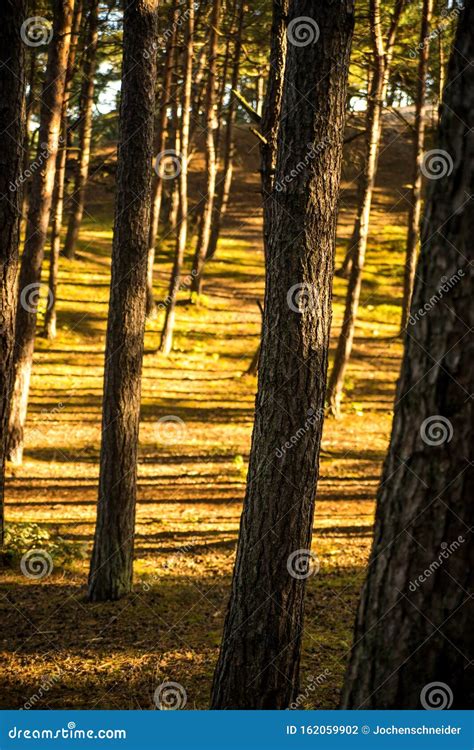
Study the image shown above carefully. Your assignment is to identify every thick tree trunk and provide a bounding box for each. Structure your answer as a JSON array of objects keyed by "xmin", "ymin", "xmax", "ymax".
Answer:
[
  {"xmin": 7, "ymin": 0, "xmax": 74, "ymax": 466},
  {"xmin": 88, "ymin": 0, "xmax": 159, "ymax": 602},
  {"xmin": 400, "ymin": 0, "xmax": 433, "ymax": 332},
  {"xmin": 44, "ymin": 0, "xmax": 84, "ymax": 339},
  {"xmin": 0, "ymin": 0, "xmax": 26, "ymax": 545},
  {"xmin": 211, "ymin": 0, "xmax": 354, "ymax": 709},
  {"xmin": 159, "ymin": 0, "xmax": 194, "ymax": 355},
  {"xmin": 206, "ymin": 0, "xmax": 245, "ymax": 262},
  {"xmin": 327, "ymin": 0, "xmax": 405, "ymax": 416},
  {"xmin": 146, "ymin": 0, "xmax": 178, "ymax": 317},
  {"xmin": 342, "ymin": 2, "xmax": 473, "ymax": 707},
  {"xmin": 190, "ymin": 0, "xmax": 221, "ymax": 294},
  {"xmin": 63, "ymin": 0, "xmax": 99, "ymax": 260}
]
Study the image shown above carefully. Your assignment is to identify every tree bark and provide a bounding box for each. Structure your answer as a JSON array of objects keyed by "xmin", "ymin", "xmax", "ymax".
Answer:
[
  {"xmin": 146, "ymin": 0, "xmax": 178, "ymax": 318},
  {"xmin": 206, "ymin": 0, "xmax": 245, "ymax": 262},
  {"xmin": 7, "ymin": 0, "xmax": 74, "ymax": 466},
  {"xmin": 211, "ymin": 0, "xmax": 355, "ymax": 709},
  {"xmin": 190, "ymin": 0, "xmax": 221, "ymax": 294},
  {"xmin": 43, "ymin": 0, "xmax": 84, "ymax": 339},
  {"xmin": 63, "ymin": 0, "xmax": 99, "ymax": 260},
  {"xmin": 342, "ymin": 1, "xmax": 473, "ymax": 707},
  {"xmin": 159, "ymin": 0, "xmax": 194, "ymax": 355},
  {"xmin": 400, "ymin": 0, "xmax": 433, "ymax": 333},
  {"xmin": 88, "ymin": 0, "xmax": 159, "ymax": 602},
  {"xmin": 327, "ymin": 0, "xmax": 405, "ymax": 416},
  {"xmin": 0, "ymin": 0, "xmax": 27, "ymax": 545}
]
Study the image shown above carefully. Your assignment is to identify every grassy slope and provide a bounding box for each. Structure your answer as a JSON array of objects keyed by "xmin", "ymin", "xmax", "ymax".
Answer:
[{"xmin": 0, "ymin": 119, "xmax": 411, "ymax": 709}]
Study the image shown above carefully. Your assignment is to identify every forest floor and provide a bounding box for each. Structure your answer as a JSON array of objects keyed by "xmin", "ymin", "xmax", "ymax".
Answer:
[{"xmin": 1, "ymin": 115, "xmax": 418, "ymax": 709}]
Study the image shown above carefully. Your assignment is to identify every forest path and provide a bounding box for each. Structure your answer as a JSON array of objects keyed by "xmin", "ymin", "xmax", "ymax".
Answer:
[{"xmin": 2, "ymin": 118, "xmax": 411, "ymax": 709}]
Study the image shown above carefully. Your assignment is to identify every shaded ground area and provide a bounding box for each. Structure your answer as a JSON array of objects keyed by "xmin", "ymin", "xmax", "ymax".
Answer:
[{"xmin": 1, "ymin": 116, "xmax": 413, "ymax": 709}]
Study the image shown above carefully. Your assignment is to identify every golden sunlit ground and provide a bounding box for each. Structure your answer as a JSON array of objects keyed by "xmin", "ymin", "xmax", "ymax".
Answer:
[{"xmin": 1, "ymin": 121, "xmax": 411, "ymax": 709}]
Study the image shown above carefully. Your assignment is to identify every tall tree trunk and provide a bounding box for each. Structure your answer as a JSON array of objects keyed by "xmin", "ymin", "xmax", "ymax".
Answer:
[
  {"xmin": 400, "ymin": 0, "xmax": 433, "ymax": 333},
  {"xmin": 327, "ymin": 0, "xmax": 405, "ymax": 416},
  {"xmin": 43, "ymin": 0, "xmax": 84, "ymax": 339},
  {"xmin": 7, "ymin": 0, "xmax": 74, "ymax": 466},
  {"xmin": 88, "ymin": 0, "xmax": 159, "ymax": 602},
  {"xmin": 0, "ymin": 0, "xmax": 27, "ymax": 545},
  {"xmin": 190, "ymin": 0, "xmax": 221, "ymax": 294},
  {"xmin": 206, "ymin": 0, "xmax": 245, "ymax": 262},
  {"xmin": 211, "ymin": 0, "xmax": 354, "ymax": 709},
  {"xmin": 63, "ymin": 0, "xmax": 99, "ymax": 260},
  {"xmin": 146, "ymin": 0, "xmax": 178, "ymax": 318},
  {"xmin": 159, "ymin": 0, "xmax": 194, "ymax": 355},
  {"xmin": 21, "ymin": 47, "xmax": 38, "ymax": 220},
  {"xmin": 342, "ymin": 1, "xmax": 473, "ymax": 707}
]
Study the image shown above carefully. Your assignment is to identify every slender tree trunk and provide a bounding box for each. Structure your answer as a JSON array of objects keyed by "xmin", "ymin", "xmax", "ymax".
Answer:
[
  {"xmin": 7, "ymin": 0, "xmax": 74, "ymax": 466},
  {"xmin": 146, "ymin": 0, "xmax": 178, "ymax": 317},
  {"xmin": 206, "ymin": 0, "xmax": 245, "ymax": 261},
  {"xmin": 342, "ymin": 2, "xmax": 473, "ymax": 706},
  {"xmin": 190, "ymin": 0, "xmax": 221, "ymax": 294},
  {"xmin": 63, "ymin": 0, "xmax": 99, "ymax": 260},
  {"xmin": 327, "ymin": 0, "xmax": 406, "ymax": 416},
  {"xmin": 211, "ymin": 0, "xmax": 354, "ymax": 709},
  {"xmin": 44, "ymin": 0, "xmax": 84, "ymax": 339},
  {"xmin": 400, "ymin": 0, "xmax": 433, "ymax": 333},
  {"xmin": 21, "ymin": 47, "xmax": 38, "ymax": 220},
  {"xmin": 88, "ymin": 0, "xmax": 159, "ymax": 602},
  {"xmin": 159, "ymin": 0, "xmax": 194, "ymax": 355},
  {"xmin": 0, "ymin": 0, "xmax": 26, "ymax": 545}
]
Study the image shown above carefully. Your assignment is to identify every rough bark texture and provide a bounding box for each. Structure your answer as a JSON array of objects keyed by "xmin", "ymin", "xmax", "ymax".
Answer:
[
  {"xmin": 342, "ymin": 1, "xmax": 473, "ymax": 708},
  {"xmin": 400, "ymin": 0, "xmax": 433, "ymax": 332},
  {"xmin": 7, "ymin": 0, "xmax": 74, "ymax": 465},
  {"xmin": 44, "ymin": 0, "xmax": 84, "ymax": 339},
  {"xmin": 190, "ymin": 0, "xmax": 221, "ymax": 293},
  {"xmin": 88, "ymin": 0, "xmax": 159, "ymax": 602},
  {"xmin": 211, "ymin": 0, "xmax": 354, "ymax": 709},
  {"xmin": 327, "ymin": 0, "xmax": 405, "ymax": 416},
  {"xmin": 0, "ymin": 0, "xmax": 26, "ymax": 544},
  {"xmin": 63, "ymin": 0, "xmax": 99, "ymax": 260},
  {"xmin": 159, "ymin": 0, "xmax": 194, "ymax": 355}
]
